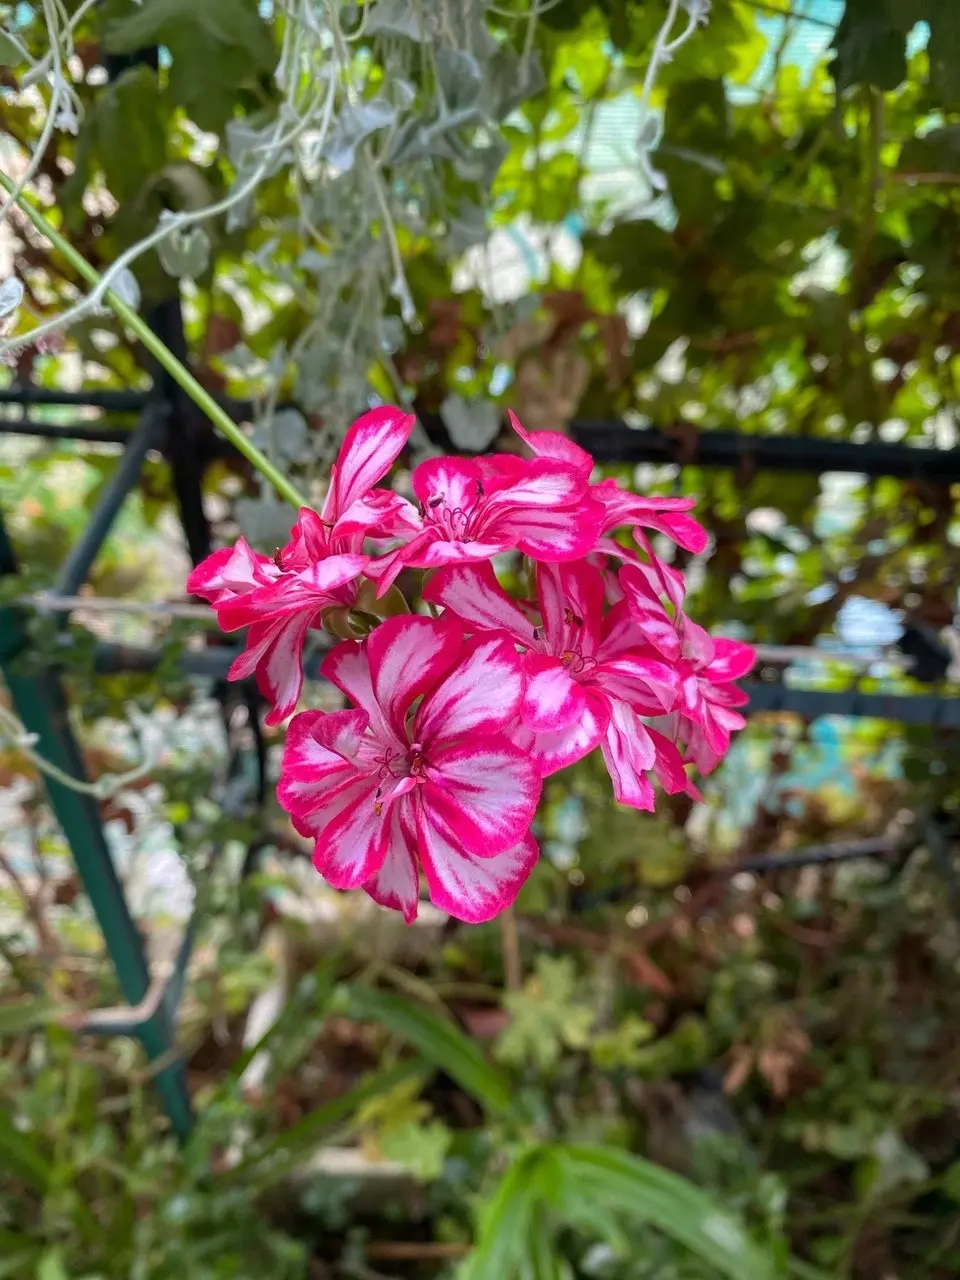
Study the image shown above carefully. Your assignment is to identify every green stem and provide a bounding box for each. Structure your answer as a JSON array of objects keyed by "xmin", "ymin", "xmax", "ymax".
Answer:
[{"xmin": 0, "ymin": 174, "xmax": 308, "ymax": 510}]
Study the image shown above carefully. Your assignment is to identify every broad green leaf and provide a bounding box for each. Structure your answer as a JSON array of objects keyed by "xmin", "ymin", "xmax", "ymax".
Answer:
[
  {"xmin": 552, "ymin": 1144, "xmax": 777, "ymax": 1280},
  {"xmin": 342, "ymin": 986, "xmax": 513, "ymax": 1116}
]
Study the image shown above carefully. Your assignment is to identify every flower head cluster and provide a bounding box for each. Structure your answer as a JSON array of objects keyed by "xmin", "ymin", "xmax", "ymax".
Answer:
[{"xmin": 188, "ymin": 405, "xmax": 755, "ymax": 923}]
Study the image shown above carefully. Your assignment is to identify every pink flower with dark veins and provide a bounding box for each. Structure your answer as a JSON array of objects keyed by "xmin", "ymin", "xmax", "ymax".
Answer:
[
  {"xmin": 424, "ymin": 559, "xmax": 694, "ymax": 809},
  {"xmin": 278, "ymin": 615, "xmax": 542, "ymax": 923},
  {"xmin": 367, "ymin": 453, "xmax": 606, "ymax": 596}
]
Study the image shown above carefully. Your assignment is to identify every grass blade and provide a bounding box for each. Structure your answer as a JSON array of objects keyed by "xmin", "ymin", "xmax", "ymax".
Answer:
[
  {"xmin": 554, "ymin": 1144, "xmax": 778, "ymax": 1280},
  {"xmin": 342, "ymin": 985, "xmax": 513, "ymax": 1117}
]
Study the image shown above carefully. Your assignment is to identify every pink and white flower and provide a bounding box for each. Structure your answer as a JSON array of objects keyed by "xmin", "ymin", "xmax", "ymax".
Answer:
[
  {"xmin": 424, "ymin": 559, "xmax": 694, "ymax": 809},
  {"xmin": 508, "ymin": 410, "xmax": 709, "ymax": 555},
  {"xmin": 367, "ymin": 452, "xmax": 606, "ymax": 595},
  {"xmin": 663, "ymin": 619, "xmax": 756, "ymax": 775},
  {"xmin": 278, "ymin": 615, "xmax": 542, "ymax": 923},
  {"xmin": 186, "ymin": 405, "xmax": 416, "ymax": 724}
]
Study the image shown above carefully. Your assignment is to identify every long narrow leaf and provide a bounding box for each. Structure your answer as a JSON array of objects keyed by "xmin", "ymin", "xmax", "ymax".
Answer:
[
  {"xmin": 553, "ymin": 1145, "xmax": 778, "ymax": 1280},
  {"xmin": 343, "ymin": 986, "xmax": 513, "ymax": 1116},
  {"xmin": 461, "ymin": 1149, "xmax": 549, "ymax": 1280},
  {"xmin": 221, "ymin": 1060, "xmax": 425, "ymax": 1186}
]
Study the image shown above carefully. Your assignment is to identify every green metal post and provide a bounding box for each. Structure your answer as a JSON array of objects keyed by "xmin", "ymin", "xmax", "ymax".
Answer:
[{"xmin": 0, "ymin": 520, "xmax": 193, "ymax": 1139}]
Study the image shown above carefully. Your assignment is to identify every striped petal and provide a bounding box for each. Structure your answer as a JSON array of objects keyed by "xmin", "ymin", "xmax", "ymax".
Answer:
[
  {"xmin": 422, "ymin": 738, "xmax": 541, "ymax": 857},
  {"xmin": 422, "ymin": 562, "xmax": 535, "ymax": 647},
  {"xmin": 367, "ymin": 615, "xmax": 463, "ymax": 740},
  {"xmin": 313, "ymin": 777, "xmax": 391, "ymax": 889},
  {"xmin": 323, "ymin": 405, "xmax": 416, "ymax": 521},
  {"xmin": 521, "ymin": 653, "xmax": 587, "ymax": 733},
  {"xmin": 415, "ymin": 631, "xmax": 525, "ymax": 744},
  {"xmin": 417, "ymin": 813, "xmax": 539, "ymax": 924},
  {"xmin": 600, "ymin": 700, "xmax": 657, "ymax": 811},
  {"xmin": 362, "ymin": 804, "xmax": 421, "ymax": 923}
]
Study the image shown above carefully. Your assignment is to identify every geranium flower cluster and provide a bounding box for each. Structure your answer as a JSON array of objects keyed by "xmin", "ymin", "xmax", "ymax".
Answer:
[{"xmin": 188, "ymin": 406, "xmax": 755, "ymax": 924}]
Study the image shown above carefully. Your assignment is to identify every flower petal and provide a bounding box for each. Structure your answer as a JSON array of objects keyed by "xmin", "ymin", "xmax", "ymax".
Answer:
[
  {"xmin": 367, "ymin": 614, "xmax": 464, "ymax": 740},
  {"xmin": 508, "ymin": 409, "xmax": 593, "ymax": 480},
  {"xmin": 705, "ymin": 637, "xmax": 756, "ymax": 683},
  {"xmin": 313, "ymin": 778, "xmax": 391, "ymax": 889},
  {"xmin": 281, "ymin": 708, "xmax": 369, "ymax": 782},
  {"xmin": 480, "ymin": 458, "xmax": 585, "ymax": 513},
  {"xmin": 363, "ymin": 804, "xmax": 421, "ymax": 923},
  {"xmin": 216, "ymin": 555, "xmax": 368, "ymax": 630},
  {"xmin": 412, "ymin": 456, "xmax": 483, "ymax": 511},
  {"xmin": 226, "ymin": 613, "xmax": 314, "ymax": 724},
  {"xmin": 187, "ymin": 539, "xmax": 278, "ymax": 604},
  {"xmin": 415, "ymin": 631, "xmax": 525, "ymax": 744},
  {"xmin": 600, "ymin": 701, "xmax": 657, "ymax": 811},
  {"xmin": 536, "ymin": 560, "xmax": 605, "ymax": 655},
  {"xmin": 417, "ymin": 812, "xmax": 539, "ymax": 924},
  {"xmin": 422, "ymin": 562, "xmax": 535, "ymax": 647},
  {"xmin": 422, "ymin": 738, "xmax": 541, "ymax": 857},
  {"xmin": 521, "ymin": 652, "xmax": 588, "ymax": 733},
  {"xmin": 323, "ymin": 405, "xmax": 416, "ymax": 521},
  {"xmin": 506, "ymin": 497, "xmax": 606, "ymax": 562},
  {"xmin": 529, "ymin": 690, "xmax": 609, "ymax": 776},
  {"xmin": 322, "ymin": 638, "xmax": 398, "ymax": 747},
  {"xmin": 594, "ymin": 653, "xmax": 679, "ymax": 715}
]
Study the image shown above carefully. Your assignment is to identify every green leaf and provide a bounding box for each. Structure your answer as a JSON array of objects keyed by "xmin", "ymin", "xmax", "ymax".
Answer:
[
  {"xmin": 0, "ymin": 996, "xmax": 61, "ymax": 1036},
  {"xmin": 552, "ymin": 1145, "xmax": 778, "ymax": 1280},
  {"xmin": 342, "ymin": 986, "xmax": 513, "ymax": 1116},
  {"xmin": 462, "ymin": 1149, "xmax": 551, "ymax": 1280},
  {"xmin": 37, "ymin": 1250, "xmax": 69, "ymax": 1280},
  {"xmin": 221, "ymin": 1061, "xmax": 425, "ymax": 1185},
  {"xmin": 105, "ymin": 0, "xmax": 275, "ymax": 134},
  {"xmin": 0, "ymin": 1112, "xmax": 50, "ymax": 1192},
  {"xmin": 829, "ymin": 0, "xmax": 908, "ymax": 92}
]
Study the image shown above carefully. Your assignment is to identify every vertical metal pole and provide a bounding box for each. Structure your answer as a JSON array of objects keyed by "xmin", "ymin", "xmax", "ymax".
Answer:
[{"xmin": 0, "ymin": 518, "xmax": 193, "ymax": 1139}]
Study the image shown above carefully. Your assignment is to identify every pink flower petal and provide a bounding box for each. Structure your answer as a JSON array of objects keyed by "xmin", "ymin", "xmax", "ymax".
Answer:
[
  {"xmin": 416, "ymin": 813, "xmax": 539, "ymax": 923},
  {"xmin": 481, "ymin": 458, "xmax": 585, "ymax": 513},
  {"xmin": 363, "ymin": 805, "xmax": 421, "ymax": 923},
  {"xmin": 422, "ymin": 562, "xmax": 535, "ymax": 647},
  {"xmin": 600, "ymin": 701, "xmax": 657, "ymax": 811},
  {"xmin": 322, "ymin": 638, "xmax": 402, "ymax": 748},
  {"xmin": 367, "ymin": 614, "xmax": 464, "ymax": 740},
  {"xmin": 226, "ymin": 612, "xmax": 314, "ymax": 725},
  {"xmin": 415, "ymin": 632, "xmax": 525, "ymax": 744},
  {"xmin": 216, "ymin": 555, "xmax": 368, "ymax": 630},
  {"xmin": 187, "ymin": 540, "xmax": 278, "ymax": 604},
  {"xmin": 279, "ymin": 773, "xmax": 373, "ymax": 839},
  {"xmin": 503, "ymin": 497, "xmax": 606, "ymax": 562},
  {"xmin": 594, "ymin": 653, "xmax": 679, "ymax": 715},
  {"xmin": 313, "ymin": 778, "xmax": 391, "ymax": 889},
  {"xmin": 281, "ymin": 708, "xmax": 368, "ymax": 782},
  {"xmin": 536, "ymin": 560, "xmax": 605, "ymax": 654},
  {"xmin": 422, "ymin": 738, "xmax": 541, "ymax": 857},
  {"xmin": 323, "ymin": 405, "xmax": 416, "ymax": 521},
  {"xmin": 412, "ymin": 456, "xmax": 483, "ymax": 511},
  {"xmin": 705, "ymin": 637, "xmax": 757, "ymax": 683},
  {"xmin": 412, "ymin": 537, "xmax": 510, "ymax": 568},
  {"xmin": 508, "ymin": 410, "xmax": 593, "ymax": 480},
  {"xmin": 521, "ymin": 652, "xmax": 588, "ymax": 733},
  {"xmin": 529, "ymin": 689, "xmax": 609, "ymax": 776}
]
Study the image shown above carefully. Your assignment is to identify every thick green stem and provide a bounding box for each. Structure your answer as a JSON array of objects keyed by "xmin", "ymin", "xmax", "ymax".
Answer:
[{"xmin": 0, "ymin": 173, "xmax": 308, "ymax": 511}]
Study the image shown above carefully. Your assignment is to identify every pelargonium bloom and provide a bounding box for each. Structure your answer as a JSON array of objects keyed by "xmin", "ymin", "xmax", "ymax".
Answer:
[
  {"xmin": 278, "ymin": 615, "xmax": 542, "ymax": 923},
  {"xmin": 662, "ymin": 618, "xmax": 756, "ymax": 776},
  {"xmin": 368, "ymin": 453, "xmax": 606, "ymax": 595},
  {"xmin": 508, "ymin": 410, "xmax": 709, "ymax": 556},
  {"xmin": 424, "ymin": 559, "xmax": 695, "ymax": 810},
  {"xmin": 187, "ymin": 406, "xmax": 416, "ymax": 723}
]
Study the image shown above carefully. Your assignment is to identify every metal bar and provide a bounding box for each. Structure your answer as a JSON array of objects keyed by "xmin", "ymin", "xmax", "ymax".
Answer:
[
  {"xmin": 743, "ymin": 681, "xmax": 960, "ymax": 725},
  {"xmin": 0, "ymin": 387, "xmax": 148, "ymax": 411},
  {"xmin": 570, "ymin": 420, "xmax": 960, "ymax": 482},
  {"xmin": 0, "ymin": 518, "xmax": 192, "ymax": 1138},
  {"xmin": 0, "ymin": 421, "xmax": 134, "ymax": 444},
  {"xmin": 53, "ymin": 404, "xmax": 166, "ymax": 598}
]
